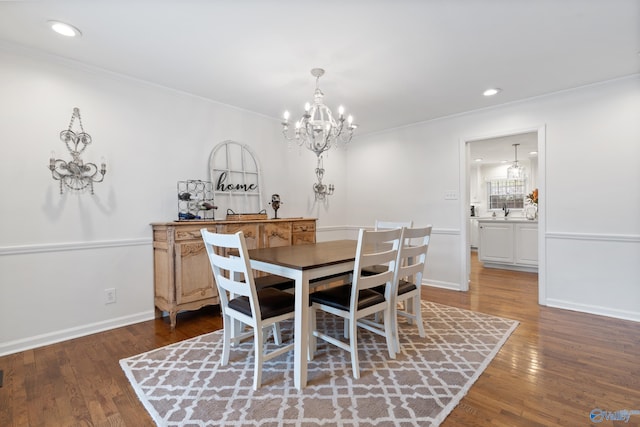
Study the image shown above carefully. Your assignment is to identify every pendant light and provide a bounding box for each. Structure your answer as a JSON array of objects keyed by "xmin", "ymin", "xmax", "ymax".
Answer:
[{"xmin": 507, "ymin": 143, "xmax": 525, "ymax": 179}]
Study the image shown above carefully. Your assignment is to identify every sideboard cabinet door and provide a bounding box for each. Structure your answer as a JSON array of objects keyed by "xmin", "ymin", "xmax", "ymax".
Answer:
[
  {"xmin": 175, "ymin": 241, "xmax": 216, "ymax": 305},
  {"xmin": 264, "ymin": 222, "xmax": 293, "ymax": 248}
]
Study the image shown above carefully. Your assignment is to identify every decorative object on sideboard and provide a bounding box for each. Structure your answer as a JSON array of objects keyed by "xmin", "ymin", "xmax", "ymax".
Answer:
[
  {"xmin": 507, "ymin": 143, "xmax": 525, "ymax": 179},
  {"xmin": 269, "ymin": 194, "xmax": 282, "ymax": 219},
  {"xmin": 177, "ymin": 180, "xmax": 217, "ymax": 220},
  {"xmin": 49, "ymin": 107, "xmax": 106, "ymax": 194},
  {"xmin": 225, "ymin": 209, "xmax": 268, "ymax": 221},
  {"xmin": 281, "ymin": 68, "xmax": 357, "ymax": 200}
]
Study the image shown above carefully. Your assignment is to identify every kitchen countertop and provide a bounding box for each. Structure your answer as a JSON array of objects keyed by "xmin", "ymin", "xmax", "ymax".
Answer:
[{"xmin": 476, "ymin": 217, "xmax": 537, "ymax": 223}]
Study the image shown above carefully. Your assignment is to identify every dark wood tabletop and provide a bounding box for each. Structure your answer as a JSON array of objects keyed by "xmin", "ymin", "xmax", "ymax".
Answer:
[{"xmin": 247, "ymin": 239, "xmax": 358, "ymax": 270}]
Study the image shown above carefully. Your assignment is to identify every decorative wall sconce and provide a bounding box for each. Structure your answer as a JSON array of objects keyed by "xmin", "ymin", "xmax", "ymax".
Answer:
[
  {"xmin": 313, "ymin": 156, "xmax": 334, "ymax": 201},
  {"xmin": 49, "ymin": 107, "xmax": 106, "ymax": 194}
]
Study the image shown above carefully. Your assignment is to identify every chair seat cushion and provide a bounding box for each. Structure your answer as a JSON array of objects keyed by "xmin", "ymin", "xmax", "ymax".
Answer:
[
  {"xmin": 254, "ymin": 274, "xmax": 295, "ymax": 291},
  {"xmin": 397, "ymin": 279, "xmax": 417, "ymax": 295},
  {"xmin": 310, "ymin": 284, "xmax": 385, "ymax": 311},
  {"xmin": 371, "ymin": 279, "xmax": 417, "ymax": 296},
  {"xmin": 228, "ymin": 288, "xmax": 295, "ymax": 320},
  {"xmin": 361, "ymin": 264, "xmax": 388, "ymax": 276}
]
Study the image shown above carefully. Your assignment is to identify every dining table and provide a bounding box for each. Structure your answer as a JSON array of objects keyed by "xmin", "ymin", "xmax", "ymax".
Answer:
[{"xmin": 246, "ymin": 239, "xmax": 359, "ymax": 390}]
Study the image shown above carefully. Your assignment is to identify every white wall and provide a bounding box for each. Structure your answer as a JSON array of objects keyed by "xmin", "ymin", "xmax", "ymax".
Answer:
[
  {"xmin": 0, "ymin": 44, "xmax": 349, "ymax": 355},
  {"xmin": 346, "ymin": 75, "xmax": 640, "ymax": 320},
  {"xmin": 1, "ymin": 41, "xmax": 638, "ymax": 356}
]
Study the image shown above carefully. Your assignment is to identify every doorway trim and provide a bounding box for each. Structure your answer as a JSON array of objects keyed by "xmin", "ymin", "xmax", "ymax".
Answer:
[{"xmin": 458, "ymin": 125, "xmax": 546, "ymax": 305}]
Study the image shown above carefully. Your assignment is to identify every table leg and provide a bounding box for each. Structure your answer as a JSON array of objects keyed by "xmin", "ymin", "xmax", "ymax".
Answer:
[{"xmin": 293, "ymin": 271, "xmax": 309, "ymax": 389}]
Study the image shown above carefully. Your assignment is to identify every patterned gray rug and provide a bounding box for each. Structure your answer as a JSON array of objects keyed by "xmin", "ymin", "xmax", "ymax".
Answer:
[{"xmin": 120, "ymin": 301, "xmax": 518, "ymax": 427}]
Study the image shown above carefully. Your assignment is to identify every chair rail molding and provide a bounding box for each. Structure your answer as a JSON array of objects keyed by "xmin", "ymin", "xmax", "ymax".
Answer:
[
  {"xmin": 0, "ymin": 238, "xmax": 151, "ymax": 256},
  {"xmin": 546, "ymin": 231, "xmax": 640, "ymax": 243}
]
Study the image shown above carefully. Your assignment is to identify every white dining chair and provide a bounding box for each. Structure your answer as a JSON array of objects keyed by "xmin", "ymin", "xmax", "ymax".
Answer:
[
  {"xmin": 389, "ymin": 225, "xmax": 431, "ymax": 353},
  {"xmin": 308, "ymin": 228, "xmax": 403, "ymax": 379},
  {"xmin": 361, "ymin": 220, "xmax": 413, "ymax": 276},
  {"xmin": 201, "ymin": 229, "xmax": 295, "ymax": 390}
]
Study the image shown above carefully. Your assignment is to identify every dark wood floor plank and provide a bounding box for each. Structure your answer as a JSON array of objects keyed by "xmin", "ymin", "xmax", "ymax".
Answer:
[{"xmin": 1, "ymin": 255, "xmax": 639, "ymax": 426}]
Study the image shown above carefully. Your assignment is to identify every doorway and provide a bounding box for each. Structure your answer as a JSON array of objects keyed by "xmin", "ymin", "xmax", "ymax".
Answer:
[{"xmin": 459, "ymin": 126, "xmax": 546, "ymax": 305}]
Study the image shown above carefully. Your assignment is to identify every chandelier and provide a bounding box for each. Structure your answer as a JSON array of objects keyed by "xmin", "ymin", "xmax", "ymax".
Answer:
[
  {"xmin": 281, "ymin": 68, "xmax": 357, "ymax": 199},
  {"xmin": 49, "ymin": 107, "xmax": 106, "ymax": 194},
  {"xmin": 507, "ymin": 143, "xmax": 525, "ymax": 179},
  {"xmin": 281, "ymin": 68, "xmax": 357, "ymax": 156}
]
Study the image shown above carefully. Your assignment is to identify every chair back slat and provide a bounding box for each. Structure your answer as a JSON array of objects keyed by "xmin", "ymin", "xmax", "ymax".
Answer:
[
  {"xmin": 360, "ymin": 249, "xmax": 397, "ymax": 269},
  {"xmin": 357, "ymin": 270, "xmax": 394, "ymax": 291}
]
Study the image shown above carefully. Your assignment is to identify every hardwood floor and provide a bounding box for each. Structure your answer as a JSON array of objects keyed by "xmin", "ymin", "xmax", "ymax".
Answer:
[{"xmin": 1, "ymin": 253, "xmax": 639, "ymax": 426}]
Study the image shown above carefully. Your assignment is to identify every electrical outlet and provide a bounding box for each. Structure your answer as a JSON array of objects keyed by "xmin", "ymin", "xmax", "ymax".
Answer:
[
  {"xmin": 105, "ymin": 288, "xmax": 116, "ymax": 304},
  {"xmin": 444, "ymin": 191, "xmax": 458, "ymax": 200}
]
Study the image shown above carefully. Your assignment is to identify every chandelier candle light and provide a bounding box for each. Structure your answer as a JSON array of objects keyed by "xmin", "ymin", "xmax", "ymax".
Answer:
[
  {"xmin": 49, "ymin": 107, "xmax": 106, "ymax": 194},
  {"xmin": 282, "ymin": 68, "xmax": 357, "ymax": 200}
]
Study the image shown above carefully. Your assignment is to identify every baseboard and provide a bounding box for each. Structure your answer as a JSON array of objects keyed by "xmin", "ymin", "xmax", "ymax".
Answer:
[
  {"xmin": 481, "ymin": 262, "xmax": 538, "ymax": 273},
  {"xmin": 546, "ymin": 298, "xmax": 640, "ymax": 323},
  {"xmin": 423, "ymin": 279, "xmax": 462, "ymax": 291},
  {"xmin": 0, "ymin": 310, "xmax": 156, "ymax": 357}
]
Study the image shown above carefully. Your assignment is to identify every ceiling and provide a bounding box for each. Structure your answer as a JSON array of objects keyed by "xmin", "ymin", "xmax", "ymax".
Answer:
[
  {"xmin": 469, "ymin": 132, "xmax": 538, "ymax": 165},
  {"xmin": 0, "ymin": 1, "xmax": 638, "ymax": 136}
]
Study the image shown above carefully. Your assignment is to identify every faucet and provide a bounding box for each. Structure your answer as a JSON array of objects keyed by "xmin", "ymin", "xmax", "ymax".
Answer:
[{"xmin": 502, "ymin": 204, "xmax": 510, "ymax": 217}]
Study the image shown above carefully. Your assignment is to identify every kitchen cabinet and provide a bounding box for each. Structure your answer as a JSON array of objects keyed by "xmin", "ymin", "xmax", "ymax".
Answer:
[
  {"xmin": 469, "ymin": 218, "xmax": 479, "ymax": 249},
  {"xmin": 478, "ymin": 218, "xmax": 537, "ymax": 271},
  {"xmin": 515, "ymin": 223, "xmax": 538, "ymax": 266},
  {"xmin": 151, "ymin": 218, "xmax": 316, "ymax": 328}
]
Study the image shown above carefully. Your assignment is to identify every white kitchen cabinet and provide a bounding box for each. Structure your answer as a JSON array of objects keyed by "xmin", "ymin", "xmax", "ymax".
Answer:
[
  {"xmin": 478, "ymin": 221, "xmax": 514, "ymax": 263},
  {"xmin": 478, "ymin": 219, "xmax": 538, "ymax": 271},
  {"xmin": 515, "ymin": 223, "xmax": 538, "ymax": 266},
  {"xmin": 470, "ymin": 218, "xmax": 480, "ymax": 249}
]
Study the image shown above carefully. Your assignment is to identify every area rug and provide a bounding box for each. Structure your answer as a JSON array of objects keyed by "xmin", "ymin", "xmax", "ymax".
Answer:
[{"xmin": 120, "ymin": 301, "xmax": 518, "ymax": 427}]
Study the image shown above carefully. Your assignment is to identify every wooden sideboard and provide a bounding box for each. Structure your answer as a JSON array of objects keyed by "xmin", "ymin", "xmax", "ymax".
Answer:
[{"xmin": 151, "ymin": 218, "xmax": 316, "ymax": 328}]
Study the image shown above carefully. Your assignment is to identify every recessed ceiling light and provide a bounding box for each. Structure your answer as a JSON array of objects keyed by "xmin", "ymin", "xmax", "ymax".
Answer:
[
  {"xmin": 483, "ymin": 88, "xmax": 501, "ymax": 97},
  {"xmin": 500, "ymin": 160, "xmax": 508, "ymax": 164},
  {"xmin": 529, "ymin": 151, "xmax": 538, "ymax": 156},
  {"xmin": 48, "ymin": 20, "xmax": 82, "ymax": 37},
  {"xmin": 474, "ymin": 158, "xmax": 483, "ymax": 162}
]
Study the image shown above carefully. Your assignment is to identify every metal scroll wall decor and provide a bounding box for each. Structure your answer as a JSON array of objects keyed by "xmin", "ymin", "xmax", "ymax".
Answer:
[{"xmin": 49, "ymin": 107, "xmax": 106, "ymax": 194}]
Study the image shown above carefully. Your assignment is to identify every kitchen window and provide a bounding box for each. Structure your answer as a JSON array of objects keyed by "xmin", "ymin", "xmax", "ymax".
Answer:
[{"xmin": 487, "ymin": 178, "xmax": 525, "ymax": 210}]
